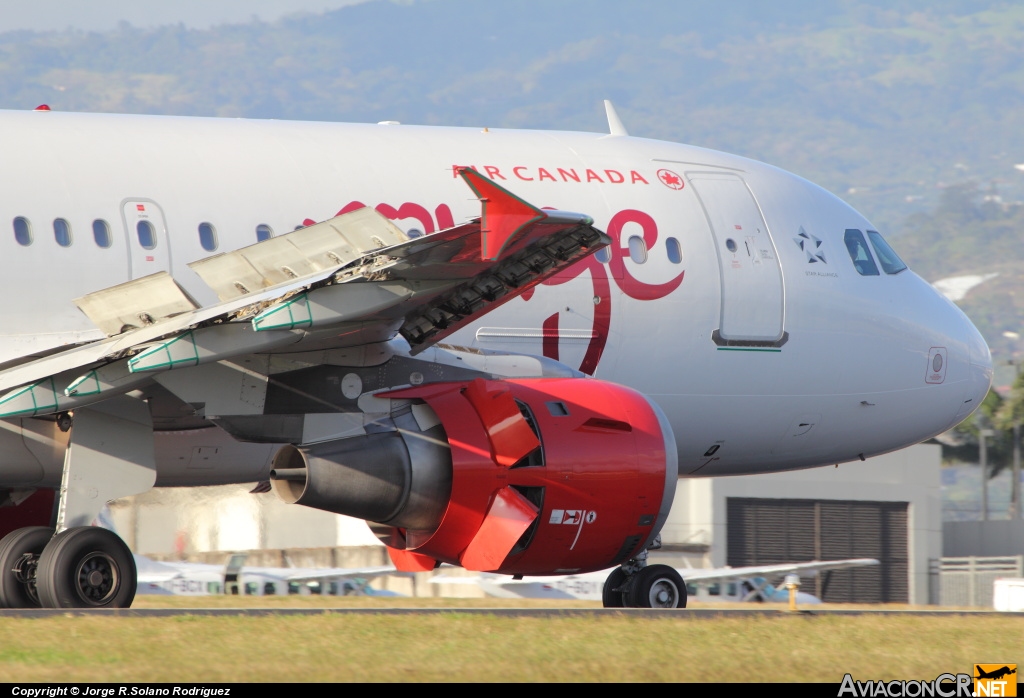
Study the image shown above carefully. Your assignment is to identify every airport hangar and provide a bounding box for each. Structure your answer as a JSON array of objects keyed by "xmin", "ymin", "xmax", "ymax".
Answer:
[{"xmin": 110, "ymin": 443, "xmax": 942, "ymax": 604}]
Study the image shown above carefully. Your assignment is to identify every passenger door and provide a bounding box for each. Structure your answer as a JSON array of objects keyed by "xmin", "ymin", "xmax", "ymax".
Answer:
[{"xmin": 686, "ymin": 172, "xmax": 785, "ymax": 345}]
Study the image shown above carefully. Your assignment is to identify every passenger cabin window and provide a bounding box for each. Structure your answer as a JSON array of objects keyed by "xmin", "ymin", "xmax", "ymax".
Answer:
[
  {"xmin": 844, "ymin": 229, "xmax": 879, "ymax": 276},
  {"xmin": 53, "ymin": 218, "xmax": 72, "ymax": 247},
  {"xmin": 13, "ymin": 217, "xmax": 32, "ymax": 246},
  {"xmin": 92, "ymin": 219, "xmax": 112, "ymax": 248},
  {"xmin": 666, "ymin": 237, "xmax": 682, "ymax": 264},
  {"xmin": 595, "ymin": 247, "xmax": 611, "ymax": 264},
  {"xmin": 256, "ymin": 224, "xmax": 273, "ymax": 242},
  {"xmin": 866, "ymin": 230, "xmax": 908, "ymax": 275},
  {"xmin": 628, "ymin": 235, "xmax": 648, "ymax": 264},
  {"xmin": 136, "ymin": 220, "xmax": 156, "ymax": 250},
  {"xmin": 198, "ymin": 222, "xmax": 217, "ymax": 251}
]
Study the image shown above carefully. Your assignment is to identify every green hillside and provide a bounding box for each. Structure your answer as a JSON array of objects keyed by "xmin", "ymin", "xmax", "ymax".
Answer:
[
  {"xmin": 0, "ymin": 0, "xmax": 1021, "ymax": 367},
  {"xmin": 0, "ymin": 0, "xmax": 1022, "ymax": 230}
]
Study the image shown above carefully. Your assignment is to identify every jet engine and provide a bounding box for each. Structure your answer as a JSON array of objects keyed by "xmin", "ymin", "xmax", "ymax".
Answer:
[{"xmin": 270, "ymin": 377, "xmax": 677, "ymax": 575}]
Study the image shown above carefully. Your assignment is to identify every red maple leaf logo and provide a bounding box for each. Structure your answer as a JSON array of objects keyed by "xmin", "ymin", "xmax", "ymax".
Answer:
[{"xmin": 657, "ymin": 169, "xmax": 685, "ymax": 190}]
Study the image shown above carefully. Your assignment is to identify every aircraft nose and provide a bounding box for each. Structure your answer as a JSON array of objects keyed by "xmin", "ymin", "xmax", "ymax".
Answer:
[
  {"xmin": 967, "ymin": 322, "xmax": 993, "ymax": 412},
  {"xmin": 948, "ymin": 304, "xmax": 993, "ymax": 428}
]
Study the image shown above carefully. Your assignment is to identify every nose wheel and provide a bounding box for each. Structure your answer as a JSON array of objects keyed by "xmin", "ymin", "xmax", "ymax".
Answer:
[{"xmin": 602, "ymin": 563, "xmax": 686, "ymax": 608}]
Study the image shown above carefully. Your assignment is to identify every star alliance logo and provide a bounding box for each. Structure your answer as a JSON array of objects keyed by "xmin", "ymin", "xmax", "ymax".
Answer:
[{"xmin": 794, "ymin": 226, "xmax": 826, "ymax": 264}]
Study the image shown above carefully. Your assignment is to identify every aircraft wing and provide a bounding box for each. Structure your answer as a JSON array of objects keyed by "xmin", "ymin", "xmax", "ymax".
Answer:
[
  {"xmin": 132, "ymin": 554, "xmax": 189, "ymax": 585},
  {"xmin": 0, "ymin": 168, "xmax": 609, "ymax": 418},
  {"xmin": 243, "ymin": 564, "xmax": 400, "ymax": 583},
  {"xmin": 680, "ymin": 558, "xmax": 880, "ymax": 583},
  {"xmin": 429, "ymin": 559, "xmax": 880, "ymax": 601}
]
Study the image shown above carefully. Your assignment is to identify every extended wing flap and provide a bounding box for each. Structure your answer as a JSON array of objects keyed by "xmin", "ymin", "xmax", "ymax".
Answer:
[
  {"xmin": 189, "ymin": 207, "xmax": 408, "ymax": 302},
  {"xmin": 0, "ymin": 173, "xmax": 607, "ymax": 414},
  {"xmin": 74, "ymin": 272, "xmax": 200, "ymax": 337}
]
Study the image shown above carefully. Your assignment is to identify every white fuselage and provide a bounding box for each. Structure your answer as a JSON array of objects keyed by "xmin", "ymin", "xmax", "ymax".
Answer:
[{"xmin": 0, "ymin": 110, "xmax": 991, "ymax": 484}]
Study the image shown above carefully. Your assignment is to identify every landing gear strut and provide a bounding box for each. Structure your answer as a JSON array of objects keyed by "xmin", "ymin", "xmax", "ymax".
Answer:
[{"xmin": 601, "ymin": 543, "xmax": 687, "ymax": 609}]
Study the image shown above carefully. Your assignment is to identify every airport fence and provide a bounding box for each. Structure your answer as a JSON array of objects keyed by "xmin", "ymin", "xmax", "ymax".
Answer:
[{"xmin": 929, "ymin": 555, "xmax": 1024, "ymax": 607}]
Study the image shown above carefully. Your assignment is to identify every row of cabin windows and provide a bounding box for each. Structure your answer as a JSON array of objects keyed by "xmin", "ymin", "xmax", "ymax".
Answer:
[
  {"xmin": 12, "ymin": 217, "xmax": 682, "ymax": 267},
  {"xmin": 11, "ymin": 217, "xmax": 280, "ymax": 251},
  {"xmin": 12, "ymin": 219, "xmax": 905, "ymax": 278},
  {"xmin": 594, "ymin": 235, "xmax": 684, "ymax": 265}
]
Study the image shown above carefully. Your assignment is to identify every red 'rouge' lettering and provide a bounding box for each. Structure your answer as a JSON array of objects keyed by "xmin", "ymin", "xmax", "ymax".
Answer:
[
  {"xmin": 585, "ymin": 169, "xmax": 604, "ymax": 183},
  {"xmin": 337, "ymin": 202, "xmax": 366, "ymax": 216},
  {"xmin": 630, "ymin": 170, "xmax": 649, "ymax": 184},
  {"xmin": 331, "ymin": 201, "xmax": 453, "ymax": 233},
  {"xmin": 513, "ymin": 167, "xmax": 534, "ymax": 181},
  {"xmin": 484, "ymin": 166, "xmax": 505, "ymax": 180},
  {"xmin": 376, "ymin": 202, "xmax": 436, "ymax": 234},
  {"xmin": 606, "ymin": 209, "xmax": 684, "ymax": 300},
  {"xmin": 435, "ymin": 204, "xmax": 455, "ymax": 230},
  {"xmin": 558, "ymin": 168, "xmax": 581, "ymax": 183},
  {"xmin": 604, "ymin": 170, "xmax": 625, "ymax": 184},
  {"xmin": 535, "ymin": 254, "xmax": 612, "ymax": 376},
  {"xmin": 538, "ymin": 167, "xmax": 556, "ymax": 182},
  {"xmin": 314, "ymin": 197, "xmax": 683, "ymax": 377},
  {"xmin": 542, "ymin": 312, "xmax": 560, "ymax": 362}
]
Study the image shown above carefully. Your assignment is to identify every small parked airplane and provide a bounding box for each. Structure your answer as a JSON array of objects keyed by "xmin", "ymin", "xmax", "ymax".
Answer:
[
  {"xmin": 431, "ymin": 558, "xmax": 879, "ymax": 606},
  {"xmin": 134, "ymin": 552, "xmax": 401, "ymax": 597}
]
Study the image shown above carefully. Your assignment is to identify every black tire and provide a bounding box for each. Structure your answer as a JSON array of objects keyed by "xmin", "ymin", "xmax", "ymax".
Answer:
[
  {"xmin": 627, "ymin": 564, "xmax": 686, "ymax": 608},
  {"xmin": 602, "ymin": 567, "xmax": 628, "ymax": 608},
  {"xmin": 37, "ymin": 527, "xmax": 136, "ymax": 608},
  {"xmin": 0, "ymin": 527, "xmax": 54, "ymax": 608}
]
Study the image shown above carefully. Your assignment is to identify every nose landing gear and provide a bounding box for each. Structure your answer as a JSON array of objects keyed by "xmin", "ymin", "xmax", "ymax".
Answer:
[{"xmin": 601, "ymin": 563, "xmax": 687, "ymax": 609}]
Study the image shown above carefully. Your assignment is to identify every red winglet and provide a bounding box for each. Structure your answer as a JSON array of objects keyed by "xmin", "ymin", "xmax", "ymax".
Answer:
[
  {"xmin": 460, "ymin": 486, "xmax": 539, "ymax": 571},
  {"xmin": 458, "ymin": 167, "xmax": 547, "ymax": 261}
]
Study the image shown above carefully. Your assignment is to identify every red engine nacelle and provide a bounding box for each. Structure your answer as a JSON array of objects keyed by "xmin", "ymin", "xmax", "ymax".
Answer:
[
  {"xmin": 272, "ymin": 377, "xmax": 678, "ymax": 575},
  {"xmin": 376, "ymin": 377, "xmax": 678, "ymax": 575}
]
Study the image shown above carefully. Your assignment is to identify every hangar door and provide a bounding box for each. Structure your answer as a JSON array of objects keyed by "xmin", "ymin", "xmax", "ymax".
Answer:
[{"xmin": 726, "ymin": 497, "xmax": 908, "ymax": 603}]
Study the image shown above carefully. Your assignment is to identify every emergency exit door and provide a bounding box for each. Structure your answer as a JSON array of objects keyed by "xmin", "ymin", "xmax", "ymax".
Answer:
[{"xmin": 121, "ymin": 199, "xmax": 171, "ymax": 279}]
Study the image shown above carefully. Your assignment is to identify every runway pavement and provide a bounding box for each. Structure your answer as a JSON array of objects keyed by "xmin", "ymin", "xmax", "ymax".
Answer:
[{"xmin": 0, "ymin": 607, "xmax": 1020, "ymax": 618}]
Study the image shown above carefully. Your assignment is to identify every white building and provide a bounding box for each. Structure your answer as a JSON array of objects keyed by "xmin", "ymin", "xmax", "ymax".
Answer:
[{"xmin": 111, "ymin": 443, "xmax": 942, "ymax": 604}]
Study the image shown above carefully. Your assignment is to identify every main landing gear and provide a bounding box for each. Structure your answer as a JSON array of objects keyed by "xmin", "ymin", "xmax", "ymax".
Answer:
[
  {"xmin": 601, "ymin": 560, "xmax": 687, "ymax": 609},
  {"xmin": 0, "ymin": 396, "xmax": 156, "ymax": 609},
  {"xmin": 0, "ymin": 526, "xmax": 137, "ymax": 608}
]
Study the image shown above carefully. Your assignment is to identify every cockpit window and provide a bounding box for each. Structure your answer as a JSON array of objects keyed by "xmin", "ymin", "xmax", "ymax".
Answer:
[
  {"xmin": 866, "ymin": 230, "xmax": 908, "ymax": 275},
  {"xmin": 844, "ymin": 229, "xmax": 879, "ymax": 276}
]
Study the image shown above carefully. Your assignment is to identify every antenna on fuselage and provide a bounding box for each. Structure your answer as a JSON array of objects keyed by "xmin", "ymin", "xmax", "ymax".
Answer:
[{"xmin": 603, "ymin": 99, "xmax": 629, "ymax": 137}]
